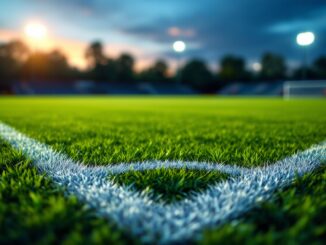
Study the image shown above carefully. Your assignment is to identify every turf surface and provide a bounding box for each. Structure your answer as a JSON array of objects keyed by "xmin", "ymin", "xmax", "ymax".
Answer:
[
  {"xmin": 110, "ymin": 168, "xmax": 229, "ymax": 203},
  {"xmin": 0, "ymin": 96, "xmax": 325, "ymax": 244},
  {"xmin": 202, "ymin": 165, "xmax": 326, "ymax": 245},
  {"xmin": 0, "ymin": 97, "xmax": 325, "ymax": 167},
  {"xmin": 0, "ymin": 139, "xmax": 137, "ymax": 245}
]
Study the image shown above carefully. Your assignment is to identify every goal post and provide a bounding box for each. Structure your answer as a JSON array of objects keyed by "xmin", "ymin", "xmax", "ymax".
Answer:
[{"xmin": 283, "ymin": 80, "xmax": 326, "ymax": 99}]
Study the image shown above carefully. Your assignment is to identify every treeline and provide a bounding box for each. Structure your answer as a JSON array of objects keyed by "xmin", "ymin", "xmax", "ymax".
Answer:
[{"xmin": 0, "ymin": 39, "xmax": 325, "ymax": 91}]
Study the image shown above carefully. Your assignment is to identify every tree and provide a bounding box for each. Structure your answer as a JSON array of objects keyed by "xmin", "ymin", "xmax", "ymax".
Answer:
[
  {"xmin": 85, "ymin": 41, "xmax": 107, "ymax": 68},
  {"xmin": 21, "ymin": 49, "xmax": 77, "ymax": 80},
  {"xmin": 219, "ymin": 55, "xmax": 248, "ymax": 81},
  {"xmin": 152, "ymin": 60, "xmax": 168, "ymax": 81},
  {"xmin": 84, "ymin": 42, "xmax": 136, "ymax": 82},
  {"xmin": 0, "ymin": 40, "xmax": 29, "ymax": 80},
  {"xmin": 85, "ymin": 41, "xmax": 110, "ymax": 81},
  {"xmin": 260, "ymin": 52, "xmax": 286, "ymax": 80},
  {"xmin": 116, "ymin": 53, "xmax": 134, "ymax": 82},
  {"xmin": 313, "ymin": 56, "xmax": 326, "ymax": 79},
  {"xmin": 47, "ymin": 50, "xmax": 74, "ymax": 79},
  {"xmin": 139, "ymin": 59, "xmax": 169, "ymax": 82},
  {"xmin": 181, "ymin": 59, "xmax": 213, "ymax": 89},
  {"xmin": 21, "ymin": 52, "xmax": 49, "ymax": 80}
]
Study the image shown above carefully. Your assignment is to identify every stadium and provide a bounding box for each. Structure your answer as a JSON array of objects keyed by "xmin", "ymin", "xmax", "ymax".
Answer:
[{"xmin": 0, "ymin": 1, "xmax": 325, "ymax": 245}]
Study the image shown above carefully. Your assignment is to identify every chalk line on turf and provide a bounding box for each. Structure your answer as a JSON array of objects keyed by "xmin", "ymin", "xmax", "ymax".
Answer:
[{"xmin": 0, "ymin": 121, "xmax": 325, "ymax": 244}]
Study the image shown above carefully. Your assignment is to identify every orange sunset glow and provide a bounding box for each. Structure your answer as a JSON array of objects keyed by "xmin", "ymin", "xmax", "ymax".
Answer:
[{"xmin": 0, "ymin": 25, "xmax": 153, "ymax": 71}]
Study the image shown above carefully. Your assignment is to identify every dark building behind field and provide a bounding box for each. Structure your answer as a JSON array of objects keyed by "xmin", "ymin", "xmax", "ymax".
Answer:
[
  {"xmin": 1, "ymin": 79, "xmax": 326, "ymax": 97},
  {"xmin": 8, "ymin": 80, "xmax": 196, "ymax": 95}
]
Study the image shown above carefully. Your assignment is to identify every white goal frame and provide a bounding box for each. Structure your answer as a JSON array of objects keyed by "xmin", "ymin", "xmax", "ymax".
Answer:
[{"xmin": 283, "ymin": 80, "xmax": 326, "ymax": 99}]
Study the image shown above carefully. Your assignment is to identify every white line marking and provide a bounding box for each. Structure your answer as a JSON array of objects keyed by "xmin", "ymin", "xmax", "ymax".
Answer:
[{"xmin": 0, "ymin": 122, "xmax": 325, "ymax": 244}]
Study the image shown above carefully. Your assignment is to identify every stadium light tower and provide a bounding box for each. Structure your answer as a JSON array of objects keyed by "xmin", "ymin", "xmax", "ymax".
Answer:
[
  {"xmin": 296, "ymin": 32, "xmax": 315, "ymax": 80},
  {"xmin": 173, "ymin": 41, "xmax": 186, "ymax": 84}
]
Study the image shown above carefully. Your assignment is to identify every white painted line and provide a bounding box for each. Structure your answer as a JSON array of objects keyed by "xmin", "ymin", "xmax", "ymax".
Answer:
[
  {"xmin": 105, "ymin": 160, "xmax": 248, "ymax": 176},
  {"xmin": 0, "ymin": 121, "xmax": 325, "ymax": 244}
]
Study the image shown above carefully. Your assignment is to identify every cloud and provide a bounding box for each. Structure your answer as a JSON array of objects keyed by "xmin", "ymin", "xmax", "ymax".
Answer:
[
  {"xmin": 1, "ymin": 0, "xmax": 325, "ymax": 66},
  {"xmin": 121, "ymin": 0, "xmax": 326, "ymax": 61}
]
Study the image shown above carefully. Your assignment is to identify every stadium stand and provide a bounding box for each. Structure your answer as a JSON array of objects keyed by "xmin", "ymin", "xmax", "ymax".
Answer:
[
  {"xmin": 218, "ymin": 81, "xmax": 284, "ymax": 96},
  {"xmin": 11, "ymin": 80, "xmax": 196, "ymax": 95},
  {"xmin": 11, "ymin": 80, "xmax": 325, "ymax": 97}
]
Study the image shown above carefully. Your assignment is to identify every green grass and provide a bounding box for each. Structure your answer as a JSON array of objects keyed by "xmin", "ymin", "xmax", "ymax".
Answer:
[
  {"xmin": 0, "ymin": 139, "xmax": 137, "ymax": 245},
  {"xmin": 0, "ymin": 96, "xmax": 325, "ymax": 244},
  {"xmin": 201, "ymin": 165, "xmax": 326, "ymax": 245},
  {"xmin": 110, "ymin": 168, "xmax": 229, "ymax": 203},
  {"xmin": 0, "ymin": 97, "xmax": 325, "ymax": 167}
]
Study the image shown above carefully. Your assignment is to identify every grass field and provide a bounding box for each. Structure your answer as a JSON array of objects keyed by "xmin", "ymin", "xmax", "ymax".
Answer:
[{"xmin": 0, "ymin": 97, "xmax": 325, "ymax": 244}]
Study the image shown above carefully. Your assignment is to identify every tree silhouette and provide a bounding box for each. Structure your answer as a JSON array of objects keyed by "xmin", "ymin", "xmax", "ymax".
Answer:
[
  {"xmin": 85, "ymin": 41, "xmax": 107, "ymax": 68},
  {"xmin": 116, "ymin": 53, "xmax": 135, "ymax": 82},
  {"xmin": 85, "ymin": 41, "xmax": 112, "ymax": 81},
  {"xmin": 22, "ymin": 52, "xmax": 50, "ymax": 79},
  {"xmin": 260, "ymin": 52, "xmax": 286, "ymax": 80},
  {"xmin": 181, "ymin": 59, "xmax": 213, "ymax": 89},
  {"xmin": 313, "ymin": 56, "xmax": 326, "ymax": 79},
  {"xmin": 139, "ymin": 59, "xmax": 169, "ymax": 82},
  {"xmin": 1, "ymin": 37, "xmax": 325, "ymax": 95},
  {"xmin": 219, "ymin": 55, "xmax": 248, "ymax": 81},
  {"xmin": 153, "ymin": 60, "xmax": 169, "ymax": 80},
  {"xmin": 47, "ymin": 50, "xmax": 75, "ymax": 79},
  {"xmin": 0, "ymin": 40, "xmax": 29, "ymax": 81},
  {"xmin": 21, "ymin": 50, "xmax": 74, "ymax": 80}
]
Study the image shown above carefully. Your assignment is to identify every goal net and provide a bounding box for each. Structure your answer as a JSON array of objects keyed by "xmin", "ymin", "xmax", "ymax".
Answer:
[{"xmin": 283, "ymin": 80, "xmax": 326, "ymax": 99}]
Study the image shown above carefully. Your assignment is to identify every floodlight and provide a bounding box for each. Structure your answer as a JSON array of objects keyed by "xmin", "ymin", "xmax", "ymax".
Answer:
[
  {"xmin": 173, "ymin": 41, "xmax": 186, "ymax": 53},
  {"xmin": 296, "ymin": 32, "xmax": 315, "ymax": 46}
]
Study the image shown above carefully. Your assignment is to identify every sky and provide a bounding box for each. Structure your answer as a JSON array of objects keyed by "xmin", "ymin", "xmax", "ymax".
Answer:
[{"xmin": 0, "ymin": 0, "xmax": 325, "ymax": 71}]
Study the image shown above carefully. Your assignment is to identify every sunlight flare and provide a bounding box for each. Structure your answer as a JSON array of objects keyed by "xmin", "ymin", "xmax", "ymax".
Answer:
[{"xmin": 24, "ymin": 22, "xmax": 47, "ymax": 40}]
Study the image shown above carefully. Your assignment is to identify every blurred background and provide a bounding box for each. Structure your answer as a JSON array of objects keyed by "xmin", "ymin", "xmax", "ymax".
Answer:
[{"xmin": 0, "ymin": 0, "xmax": 325, "ymax": 96}]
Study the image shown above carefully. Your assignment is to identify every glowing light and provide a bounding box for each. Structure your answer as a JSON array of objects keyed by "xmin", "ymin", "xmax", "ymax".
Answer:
[
  {"xmin": 24, "ymin": 22, "xmax": 47, "ymax": 40},
  {"xmin": 296, "ymin": 32, "xmax": 315, "ymax": 46},
  {"xmin": 252, "ymin": 62, "xmax": 262, "ymax": 72},
  {"xmin": 173, "ymin": 41, "xmax": 186, "ymax": 53}
]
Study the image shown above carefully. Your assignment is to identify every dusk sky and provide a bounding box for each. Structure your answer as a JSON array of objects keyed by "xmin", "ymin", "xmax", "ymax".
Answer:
[{"xmin": 0, "ymin": 0, "xmax": 325, "ymax": 71}]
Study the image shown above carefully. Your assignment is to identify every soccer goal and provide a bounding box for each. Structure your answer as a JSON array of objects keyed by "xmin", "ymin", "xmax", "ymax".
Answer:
[{"xmin": 283, "ymin": 80, "xmax": 326, "ymax": 99}]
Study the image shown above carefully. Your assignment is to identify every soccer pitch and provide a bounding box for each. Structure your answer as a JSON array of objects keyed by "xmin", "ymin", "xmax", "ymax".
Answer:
[{"xmin": 0, "ymin": 97, "xmax": 325, "ymax": 244}]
